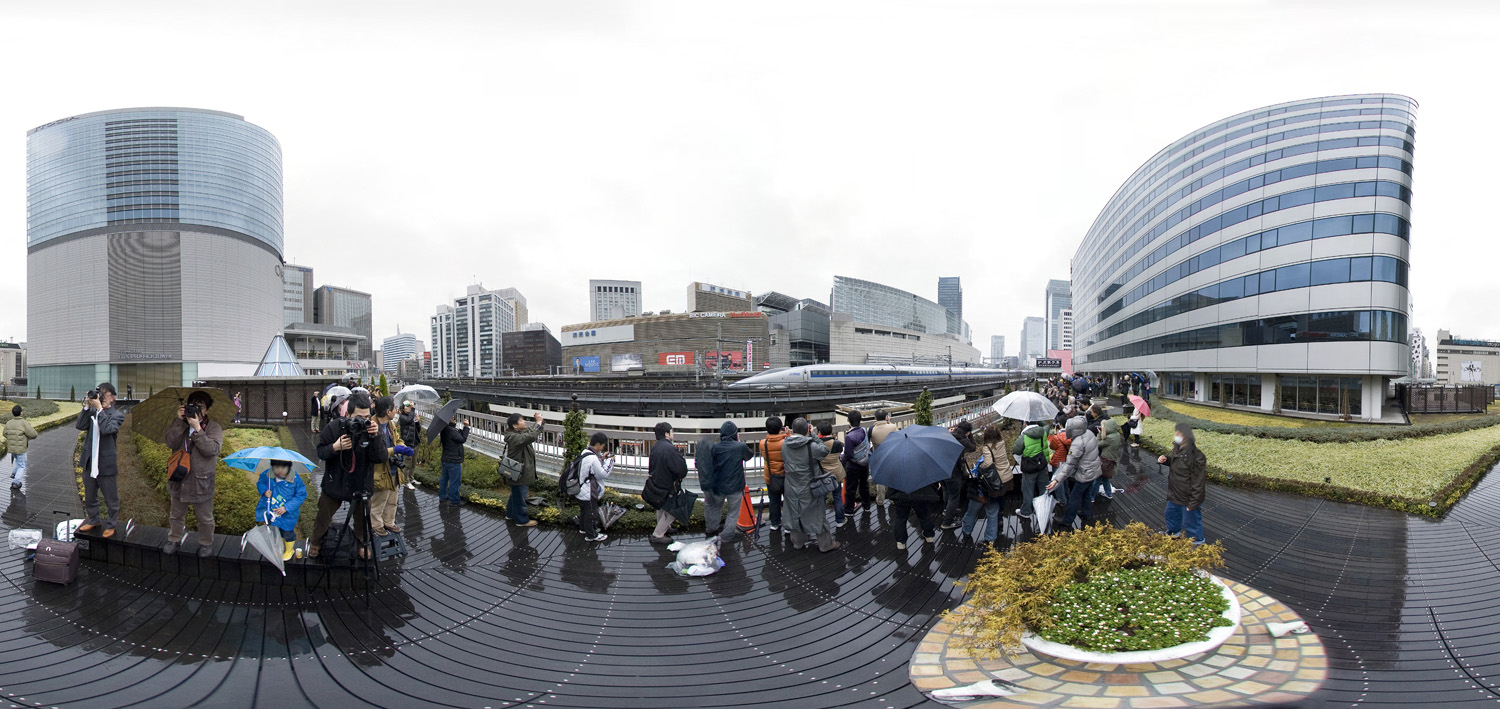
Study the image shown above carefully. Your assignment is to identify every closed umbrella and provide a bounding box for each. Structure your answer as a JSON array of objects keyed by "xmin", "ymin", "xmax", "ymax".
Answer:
[
  {"xmin": 991, "ymin": 391, "xmax": 1059, "ymax": 423},
  {"xmin": 130, "ymin": 387, "xmax": 236, "ymax": 443},
  {"xmin": 427, "ymin": 399, "xmax": 468, "ymax": 443},
  {"xmin": 242, "ymin": 522, "xmax": 287, "ymax": 576},
  {"xmin": 869, "ymin": 425, "xmax": 963, "ymax": 494},
  {"xmin": 1128, "ymin": 395, "xmax": 1151, "ymax": 418},
  {"xmin": 1032, "ymin": 494, "xmax": 1056, "ymax": 534}
]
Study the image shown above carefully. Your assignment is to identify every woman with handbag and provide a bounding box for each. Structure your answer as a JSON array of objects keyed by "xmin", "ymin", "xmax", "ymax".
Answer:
[
  {"xmin": 780, "ymin": 418, "xmax": 840, "ymax": 552},
  {"xmin": 961, "ymin": 424, "xmax": 1012, "ymax": 547}
]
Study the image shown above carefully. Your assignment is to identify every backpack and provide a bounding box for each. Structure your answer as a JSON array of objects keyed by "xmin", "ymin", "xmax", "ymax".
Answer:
[
  {"xmin": 559, "ymin": 450, "xmax": 594, "ymax": 499},
  {"xmin": 850, "ymin": 427, "xmax": 872, "ymax": 466}
]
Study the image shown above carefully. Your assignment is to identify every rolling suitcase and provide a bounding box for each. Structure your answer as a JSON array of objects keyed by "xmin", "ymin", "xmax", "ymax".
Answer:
[{"xmin": 35, "ymin": 511, "xmax": 82, "ymax": 584}]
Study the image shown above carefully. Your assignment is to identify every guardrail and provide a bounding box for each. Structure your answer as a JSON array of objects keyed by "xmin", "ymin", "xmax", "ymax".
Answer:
[{"xmin": 426, "ymin": 393, "xmax": 1005, "ymax": 493}]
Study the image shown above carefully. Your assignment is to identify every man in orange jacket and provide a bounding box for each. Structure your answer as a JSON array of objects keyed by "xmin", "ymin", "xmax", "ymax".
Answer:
[{"xmin": 761, "ymin": 417, "xmax": 788, "ymax": 531}]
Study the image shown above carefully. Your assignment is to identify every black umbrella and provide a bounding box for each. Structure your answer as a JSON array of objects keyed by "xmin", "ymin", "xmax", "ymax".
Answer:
[
  {"xmin": 869, "ymin": 425, "xmax": 964, "ymax": 494},
  {"xmin": 1072, "ymin": 377, "xmax": 1089, "ymax": 393},
  {"xmin": 426, "ymin": 399, "xmax": 468, "ymax": 443}
]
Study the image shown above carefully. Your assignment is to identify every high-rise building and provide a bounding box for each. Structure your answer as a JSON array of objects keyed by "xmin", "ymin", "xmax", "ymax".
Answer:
[
  {"xmin": 501, "ymin": 326, "xmax": 562, "ymax": 375},
  {"xmin": 381, "ymin": 333, "xmax": 419, "ymax": 372},
  {"xmin": 26, "ymin": 107, "xmax": 285, "ymax": 396},
  {"xmin": 0, "ymin": 342, "xmax": 26, "ymax": 388},
  {"xmin": 828, "ymin": 276, "xmax": 979, "ymax": 364},
  {"xmin": 687, "ymin": 282, "xmax": 753, "ymax": 313},
  {"xmin": 990, "ymin": 336, "xmax": 1005, "ymax": 364},
  {"xmin": 758, "ymin": 292, "xmax": 831, "ymax": 366},
  {"xmin": 282, "ymin": 264, "xmax": 314, "ymax": 326},
  {"xmin": 1072, "ymin": 94, "xmax": 1416, "ymax": 420},
  {"xmin": 314, "ymin": 285, "xmax": 373, "ymax": 363},
  {"xmin": 429, "ymin": 284, "xmax": 518, "ymax": 377},
  {"xmin": 938, "ymin": 277, "xmax": 963, "ymax": 331},
  {"xmin": 1021, "ymin": 317, "xmax": 1045, "ymax": 363},
  {"xmin": 489, "ymin": 286, "xmax": 529, "ymax": 328},
  {"xmin": 1044, "ymin": 279, "xmax": 1071, "ymax": 352},
  {"xmin": 590, "ymin": 279, "xmax": 642, "ymax": 321},
  {"xmin": 831, "ymin": 276, "xmax": 971, "ymax": 339},
  {"xmin": 1060, "ymin": 309, "xmax": 1074, "ymax": 351}
]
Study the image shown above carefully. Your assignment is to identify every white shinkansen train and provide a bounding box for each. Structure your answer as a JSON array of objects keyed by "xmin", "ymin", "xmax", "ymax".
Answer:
[{"xmin": 728, "ymin": 364, "xmax": 1016, "ymax": 388}]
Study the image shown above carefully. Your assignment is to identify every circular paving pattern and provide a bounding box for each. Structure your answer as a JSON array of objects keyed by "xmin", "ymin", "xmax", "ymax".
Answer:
[{"xmin": 911, "ymin": 580, "xmax": 1327, "ymax": 708}]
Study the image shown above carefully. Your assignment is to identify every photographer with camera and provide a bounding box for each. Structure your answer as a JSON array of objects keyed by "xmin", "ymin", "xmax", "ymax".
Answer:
[
  {"xmin": 75, "ymin": 382, "xmax": 125, "ymax": 537},
  {"xmin": 369, "ymin": 395, "xmax": 415, "ymax": 536},
  {"xmin": 162, "ymin": 390, "xmax": 225, "ymax": 556},
  {"xmin": 502, "ymin": 411, "xmax": 545, "ymax": 527},
  {"xmin": 308, "ymin": 391, "xmax": 389, "ymax": 559}
]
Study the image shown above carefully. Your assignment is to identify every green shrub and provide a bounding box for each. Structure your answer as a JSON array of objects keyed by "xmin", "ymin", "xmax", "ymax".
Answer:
[
  {"xmin": 1039, "ymin": 567, "xmax": 1231, "ymax": 652},
  {"xmin": 914, "ymin": 388, "xmax": 934, "ymax": 426},
  {"xmin": 135, "ymin": 432, "xmax": 266, "ymax": 536},
  {"xmin": 1152, "ymin": 398, "xmax": 1500, "ymax": 443},
  {"xmin": 0, "ymin": 398, "xmax": 61, "ymax": 421}
]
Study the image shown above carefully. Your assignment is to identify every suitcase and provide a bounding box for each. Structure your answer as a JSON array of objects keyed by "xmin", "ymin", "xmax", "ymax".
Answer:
[{"xmin": 34, "ymin": 539, "xmax": 80, "ymax": 584}]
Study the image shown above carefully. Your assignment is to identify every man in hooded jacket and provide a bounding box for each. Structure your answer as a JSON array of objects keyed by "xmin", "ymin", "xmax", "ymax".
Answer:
[
  {"xmin": 1046, "ymin": 416, "xmax": 1103, "ymax": 528},
  {"xmin": 699, "ymin": 420, "xmax": 754, "ymax": 541},
  {"xmin": 779, "ymin": 418, "xmax": 839, "ymax": 552},
  {"xmin": 1158, "ymin": 422, "xmax": 1208, "ymax": 544}
]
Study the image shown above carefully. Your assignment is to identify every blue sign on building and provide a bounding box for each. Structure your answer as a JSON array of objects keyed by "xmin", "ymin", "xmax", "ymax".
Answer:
[{"xmin": 574, "ymin": 356, "xmax": 601, "ymax": 373}]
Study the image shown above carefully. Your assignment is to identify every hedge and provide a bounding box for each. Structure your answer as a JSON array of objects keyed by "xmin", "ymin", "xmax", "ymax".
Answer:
[
  {"xmin": 1151, "ymin": 398, "xmax": 1500, "ymax": 443},
  {"xmin": 135, "ymin": 432, "xmax": 317, "ymax": 536},
  {"xmin": 1139, "ymin": 416, "xmax": 1500, "ymax": 517}
]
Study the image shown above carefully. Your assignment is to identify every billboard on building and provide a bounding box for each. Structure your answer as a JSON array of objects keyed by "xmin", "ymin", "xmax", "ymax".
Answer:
[
  {"xmin": 704, "ymin": 351, "xmax": 744, "ymax": 370},
  {"xmin": 572, "ymin": 356, "xmax": 601, "ymax": 373},
  {"xmin": 658, "ymin": 352, "xmax": 694, "ymax": 366},
  {"xmin": 565, "ymin": 324, "xmax": 635, "ymax": 345},
  {"xmin": 611, "ymin": 353, "xmax": 644, "ymax": 371},
  {"xmin": 1462, "ymin": 360, "xmax": 1483, "ymax": 382}
]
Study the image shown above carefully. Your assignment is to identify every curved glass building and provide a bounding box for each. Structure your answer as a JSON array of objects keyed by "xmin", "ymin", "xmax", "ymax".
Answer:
[
  {"xmin": 27, "ymin": 107, "xmax": 285, "ymax": 396},
  {"xmin": 1072, "ymin": 94, "xmax": 1416, "ymax": 420}
]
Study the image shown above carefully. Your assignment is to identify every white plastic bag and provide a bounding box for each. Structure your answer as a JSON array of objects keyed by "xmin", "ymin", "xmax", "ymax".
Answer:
[
  {"xmin": 55, "ymin": 519, "xmax": 83, "ymax": 542},
  {"xmin": 666, "ymin": 538, "xmax": 724, "ymax": 576},
  {"xmin": 8, "ymin": 529, "xmax": 42, "ymax": 550}
]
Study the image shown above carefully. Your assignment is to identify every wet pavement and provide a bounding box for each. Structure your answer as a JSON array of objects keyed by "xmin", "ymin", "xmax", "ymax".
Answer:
[{"xmin": 1, "ymin": 424, "xmax": 1499, "ymax": 707}]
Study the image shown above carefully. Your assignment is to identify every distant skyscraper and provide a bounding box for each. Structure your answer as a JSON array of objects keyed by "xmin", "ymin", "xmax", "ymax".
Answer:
[
  {"xmin": 990, "ymin": 335, "xmax": 1005, "ymax": 364},
  {"xmin": 314, "ymin": 285, "xmax": 374, "ymax": 363},
  {"xmin": 429, "ymin": 284, "xmax": 518, "ymax": 377},
  {"xmin": 1022, "ymin": 317, "xmax": 1045, "ymax": 362},
  {"xmin": 381, "ymin": 333, "xmax": 419, "ymax": 372},
  {"xmin": 938, "ymin": 276, "xmax": 963, "ymax": 329},
  {"xmin": 1044, "ymin": 279, "xmax": 1071, "ymax": 351},
  {"xmin": 590, "ymin": 279, "xmax": 642, "ymax": 321},
  {"xmin": 489, "ymin": 286, "xmax": 529, "ymax": 327},
  {"xmin": 282, "ymin": 264, "xmax": 314, "ymax": 326},
  {"xmin": 1060, "ymin": 309, "xmax": 1074, "ymax": 351}
]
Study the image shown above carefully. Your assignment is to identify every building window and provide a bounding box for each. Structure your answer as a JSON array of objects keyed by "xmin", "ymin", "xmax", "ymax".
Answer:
[{"xmin": 1278, "ymin": 375, "xmax": 1361, "ymax": 416}]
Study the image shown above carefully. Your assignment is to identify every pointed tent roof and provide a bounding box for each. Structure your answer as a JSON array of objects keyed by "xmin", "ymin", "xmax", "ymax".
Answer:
[{"xmin": 254, "ymin": 335, "xmax": 306, "ymax": 377}]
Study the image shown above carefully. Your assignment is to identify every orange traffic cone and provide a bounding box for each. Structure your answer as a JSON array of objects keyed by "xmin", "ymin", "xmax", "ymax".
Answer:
[{"xmin": 737, "ymin": 483, "xmax": 759, "ymax": 532}]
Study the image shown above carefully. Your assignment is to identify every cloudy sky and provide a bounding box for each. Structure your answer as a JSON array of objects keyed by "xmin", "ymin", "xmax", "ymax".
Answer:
[{"xmin": 2, "ymin": 1, "xmax": 1495, "ymax": 356}]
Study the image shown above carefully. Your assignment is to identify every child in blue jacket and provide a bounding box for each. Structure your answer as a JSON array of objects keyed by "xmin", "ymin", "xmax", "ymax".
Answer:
[{"xmin": 256, "ymin": 460, "xmax": 307, "ymax": 560}]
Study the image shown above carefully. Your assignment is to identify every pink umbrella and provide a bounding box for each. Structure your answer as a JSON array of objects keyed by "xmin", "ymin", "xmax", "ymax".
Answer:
[{"xmin": 1128, "ymin": 395, "xmax": 1151, "ymax": 418}]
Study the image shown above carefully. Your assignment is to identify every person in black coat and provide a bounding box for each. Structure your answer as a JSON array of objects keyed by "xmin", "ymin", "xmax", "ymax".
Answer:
[
  {"xmin": 890, "ymin": 482, "xmax": 941, "ymax": 550},
  {"xmin": 309, "ymin": 391, "xmax": 389, "ymax": 559},
  {"xmin": 438, "ymin": 418, "xmax": 469, "ymax": 505},
  {"xmin": 643, "ymin": 422, "xmax": 687, "ymax": 544},
  {"xmin": 76, "ymin": 382, "xmax": 125, "ymax": 536},
  {"xmin": 940, "ymin": 421, "xmax": 976, "ymax": 530}
]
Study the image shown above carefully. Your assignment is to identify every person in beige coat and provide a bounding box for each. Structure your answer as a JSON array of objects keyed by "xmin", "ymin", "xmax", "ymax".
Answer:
[
  {"xmin": 370, "ymin": 395, "xmax": 411, "ymax": 536},
  {"xmin": 164, "ymin": 390, "xmax": 224, "ymax": 556},
  {"xmin": 5, "ymin": 406, "xmax": 38, "ymax": 494}
]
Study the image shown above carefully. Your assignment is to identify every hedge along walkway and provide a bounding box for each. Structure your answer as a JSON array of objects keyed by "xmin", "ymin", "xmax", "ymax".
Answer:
[
  {"xmin": 1138, "ymin": 415, "xmax": 1500, "ymax": 516},
  {"xmin": 1158, "ymin": 399, "xmax": 1358, "ymax": 429},
  {"xmin": 0, "ymin": 400, "xmax": 84, "ymax": 434}
]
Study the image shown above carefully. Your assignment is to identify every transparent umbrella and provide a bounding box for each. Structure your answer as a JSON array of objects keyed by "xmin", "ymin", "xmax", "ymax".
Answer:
[
  {"xmin": 991, "ymin": 391, "xmax": 1059, "ymax": 423},
  {"xmin": 242, "ymin": 522, "xmax": 287, "ymax": 576},
  {"xmin": 394, "ymin": 384, "xmax": 440, "ymax": 409}
]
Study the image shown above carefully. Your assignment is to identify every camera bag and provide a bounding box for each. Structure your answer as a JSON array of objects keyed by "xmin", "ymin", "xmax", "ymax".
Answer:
[{"xmin": 168, "ymin": 448, "xmax": 191, "ymax": 483}]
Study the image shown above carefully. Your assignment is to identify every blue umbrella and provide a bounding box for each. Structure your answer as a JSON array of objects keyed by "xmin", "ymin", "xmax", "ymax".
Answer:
[
  {"xmin": 870, "ymin": 425, "xmax": 964, "ymax": 494},
  {"xmin": 223, "ymin": 446, "xmax": 318, "ymax": 474}
]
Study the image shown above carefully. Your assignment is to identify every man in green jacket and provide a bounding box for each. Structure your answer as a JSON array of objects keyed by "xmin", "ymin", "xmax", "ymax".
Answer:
[
  {"xmin": 5, "ymin": 406, "xmax": 38, "ymax": 494},
  {"xmin": 502, "ymin": 411, "xmax": 545, "ymax": 527},
  {"xmin": 1096, "ymin": 412, "xmax": 1123, "ymax": 500}
]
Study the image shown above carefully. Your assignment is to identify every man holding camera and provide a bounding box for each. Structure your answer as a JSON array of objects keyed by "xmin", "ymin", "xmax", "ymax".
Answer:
[
  {"xmin": 308, "ymin": 391, "xmax": 388, "ymax": 559},
  {"xmin": 75, "ymin": 383, "xmax": 125, "ymax": 537},
  {"xmin": 163, "ymin": 390, "xmax": 224, "ymax": 556}
]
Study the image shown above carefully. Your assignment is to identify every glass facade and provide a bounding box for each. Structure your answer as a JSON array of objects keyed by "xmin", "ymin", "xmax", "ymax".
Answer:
[
  {"xmin": 1071, "ymin": 94, "xmax": 1415, "ymax": 395},
  {"xmin": 1280, "ymin": 375, "xmax": 1363, "ymax": 416},
  {"xmin": 28, "ymin": 108, "xmax": 283, "ymax": 254},
  {"xmin": 832, "ymin": 275, "xmax": 969, "ymax": 338}
]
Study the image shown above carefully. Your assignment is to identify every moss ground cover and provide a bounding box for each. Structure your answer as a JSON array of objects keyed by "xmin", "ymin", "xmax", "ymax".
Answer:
[
  {"xmin": 1140, "ymin": 415, "xmax": 1500, "ymax": 515},
  {"xmin": 1039, "ymin": 567, "xmax": 1231, "ymax": 652},
  {"xmin": 1162, "ymin": 399, "xmax": 1354, "ymax": 429},
  {"xmin": 221, "ymin": 427, "xmax": 281, "ymax": 454},
  {"xmin": 2, "ymin": 399, "xmax": 82, "ymax": 434}
]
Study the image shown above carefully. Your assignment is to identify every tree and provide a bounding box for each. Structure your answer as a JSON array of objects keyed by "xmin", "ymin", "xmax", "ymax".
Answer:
[
  {"xmin": 914, "ymin": 387, "xmax": 934, "ymax": 426},
  {"xmin": 562, "ymin": 394, "xmax": 589, "ymax": 463},
  {"xmin": 70, "ymin": 386, "xmax": 76, "ymax": 401},
  {"xmin": 379, "ymin": 373, "xmax": 389, "ymax": 396},
  {"xmin": 35, "ymin": 385, "xmax": 41, "ymax": 400}
]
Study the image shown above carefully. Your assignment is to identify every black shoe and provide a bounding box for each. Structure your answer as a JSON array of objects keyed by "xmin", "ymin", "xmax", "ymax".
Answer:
[{"xmin": 940, "ymin": 521, "xmax": 961, "ymax": 530}]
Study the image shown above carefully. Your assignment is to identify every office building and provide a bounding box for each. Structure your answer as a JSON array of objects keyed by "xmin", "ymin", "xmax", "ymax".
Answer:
[
  {"xmin": 27, "ymin": 107, "xmax": 284, "ymax": 396},
  {"xmin": 828, "ymin": 314, "xmax": 980, "ymax": 365},
  {"xmin": 939, "ymin": 276, "xmax": 963, "ymax": 331},
  {"xmin": 590, "ymin": 279, "xmax": 642, "ymax": 321},
  {"xmin": 990, "ymin": 336, "xmax": 1005, "ymax": 364},
  {"xmin": 283, "ymin": 322, "xmax": 368, "ymax": 377},
  {"xmin": 1021, "ymin": 317, "xmax": 1045, "ymax": 362},
  {"xmin": 429, "ymin": 284, "xmax": 517, "ymax": 378},
  {"xmin": 757, "ymin": 291, "xmax": 830, "ymax": 366},
  {"xmin": 489, "ymin": 286, "xmax": 529, "ymax": 328},
  {"xmin": 830, "ymin": 275, "xmax": 971, "ymax": 341},
  {"xmin": 0, "ymin": 342, "xmax": 25, "ymax": 387},
  {"xmin": 1410, "ymin": 327, "xmax": 1430, "ymax": 379},
  {"xmin": 1044, "ymin": 279, "xmax": 1071, "ymax": 352},
  {"xmin": 282, "ymin": 264, "xmax": 314, "ymax": 326},
  {"xmin": 562, "ymin": 312, "xmax": 774, "ymax": 374},
  {"xmin": 1072, "ymin": 94, "xmax": 1417, "ymax": 420},
  {"xmin": 501, "ymin": 326, "xmax": 562, "ymax": 376},
  {"xmin": 314, "ymin": 285, "xmax": 373, "ymax": 362},
  {"xmin": 1434, "ymin": 330, "xmax": 1499, "ymax": 386},
  {"xmin": 381, "ymin": 333, "xmax": 420, "ymax": 372},
  {"xmin": 687, "ymin": 281, "xmax": 753, "ymax": 313},
  {"xmin": 1060, "ymin": 309, "xmax": 1074, "ymax": 350}
]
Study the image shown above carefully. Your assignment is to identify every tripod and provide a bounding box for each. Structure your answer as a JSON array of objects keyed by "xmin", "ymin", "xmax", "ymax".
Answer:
[{"xmin": 313, "ymin": 491, "xmax": 380, "ymax": 603}]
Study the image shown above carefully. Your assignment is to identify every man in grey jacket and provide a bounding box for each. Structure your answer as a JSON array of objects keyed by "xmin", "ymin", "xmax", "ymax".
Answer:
[
  {"xmin": 1045, "ymin": 416, "xmax": 1102, "ymax": 529},
  {"xmin": 780, "ymin": 418, "xmax": 840, "ymax": 552},
  {"xmin": 76, "ymin": 382, "xmax": 125, "ymax": 537}
]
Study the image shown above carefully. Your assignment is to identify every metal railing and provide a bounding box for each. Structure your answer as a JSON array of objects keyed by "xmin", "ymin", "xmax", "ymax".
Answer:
[{"xmin": 426, "ymin": 392, "xmax": 1004, "ymax": 493}]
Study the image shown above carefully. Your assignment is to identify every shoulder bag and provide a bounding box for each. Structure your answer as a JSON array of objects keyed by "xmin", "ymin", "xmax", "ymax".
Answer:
[{"xmin": 807, "ymin": 444, "xmax": 839, "ymax": 498}]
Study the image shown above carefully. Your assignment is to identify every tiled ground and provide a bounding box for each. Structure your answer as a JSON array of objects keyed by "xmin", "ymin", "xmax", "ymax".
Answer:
[{"xmin": 1, "ymin": 421, "xmax": 1500, "ymax": 707}]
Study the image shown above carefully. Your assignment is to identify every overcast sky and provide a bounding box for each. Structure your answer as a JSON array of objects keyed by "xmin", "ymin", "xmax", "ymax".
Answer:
[{"xmin": 2, "ymin": 1, "xmax": 1495, "ymax": 357}]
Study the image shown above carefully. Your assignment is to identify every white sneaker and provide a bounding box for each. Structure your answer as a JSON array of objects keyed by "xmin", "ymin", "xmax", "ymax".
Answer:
[
  {"xmin": 586, "ymin": 533, "xmax": 607, "ymax": 542},
  {"xmin": 896, "ymin": 542, "xmax": 906, "ymax": 550},
  {"xmin": 407, "ymin": 482, "xmax": 417, "ymax": 490}
]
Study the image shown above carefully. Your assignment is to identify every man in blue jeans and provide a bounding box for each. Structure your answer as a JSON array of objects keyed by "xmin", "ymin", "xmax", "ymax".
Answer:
[
  {"xmin": 503, "ymin": 411, "xmax": 545, "ymax": 527},
  {"xmin": 438, "ymin": 417, "xmax": 469, "ymax": 505}
]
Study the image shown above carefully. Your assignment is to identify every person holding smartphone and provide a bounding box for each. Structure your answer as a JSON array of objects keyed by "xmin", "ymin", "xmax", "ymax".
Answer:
[{"xmin": 576, "ymin": 432, "xmax": 614, "ymax": 542}]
